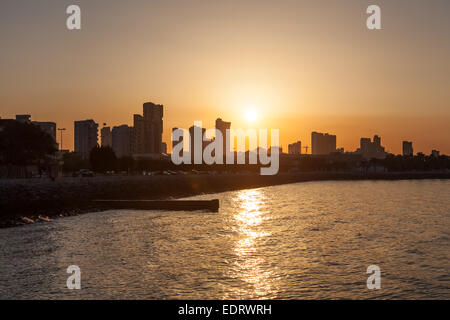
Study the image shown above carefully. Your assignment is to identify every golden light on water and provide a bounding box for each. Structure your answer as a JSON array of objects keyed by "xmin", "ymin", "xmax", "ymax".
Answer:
[{"xmin": 231, "ymin": 189, "xmax": 274, "ymax": 298}]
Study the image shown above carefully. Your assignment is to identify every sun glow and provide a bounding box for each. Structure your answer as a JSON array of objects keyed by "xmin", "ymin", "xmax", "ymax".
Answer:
[{"xmin": 245, "ymin": 109, "xmax": 258, "ymax": 122}]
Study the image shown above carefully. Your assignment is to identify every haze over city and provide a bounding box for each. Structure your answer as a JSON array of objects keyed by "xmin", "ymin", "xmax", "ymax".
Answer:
[{"xmin": 1, "ymin": 0, "xmax": 449, "ymax": 154}]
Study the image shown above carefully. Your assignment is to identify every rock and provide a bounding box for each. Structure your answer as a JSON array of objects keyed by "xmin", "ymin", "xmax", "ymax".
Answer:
[
  {"xmin": 38, "ymin": 215, "xmax": 51, "ymax": 222},
  {"xmin": 20, "ymin": 217, "xmax": 34, "ymax": 224}
]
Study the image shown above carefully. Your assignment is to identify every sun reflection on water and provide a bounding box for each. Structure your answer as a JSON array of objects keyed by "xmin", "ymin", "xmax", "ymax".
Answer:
[{"xmin": 230, "ymin": 188, "xmax": 275, "ymax": 298}]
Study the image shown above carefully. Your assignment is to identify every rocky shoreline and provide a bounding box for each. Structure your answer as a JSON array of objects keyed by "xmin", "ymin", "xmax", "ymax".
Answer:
[{"xmin": 1, "ymin": 171, "xmax": 449, "ymax": 229}]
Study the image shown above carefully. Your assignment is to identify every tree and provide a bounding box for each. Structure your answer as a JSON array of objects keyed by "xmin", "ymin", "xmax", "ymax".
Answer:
[
  {"xmin": 89, "ymin": 145, "xmax": 117, "ymax": 172},
  {"xmin": 0, "ymin": 121, "xmax": 57, "ymax": 165},
  {"xmin": 62, "ymin": 152, "xmax": 89, "ymax": 173}
]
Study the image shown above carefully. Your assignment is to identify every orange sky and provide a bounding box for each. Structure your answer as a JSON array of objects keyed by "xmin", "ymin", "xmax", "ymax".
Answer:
[{"xmin": 1, "ymin": 0, "xmax": 449, "ymax": 154}]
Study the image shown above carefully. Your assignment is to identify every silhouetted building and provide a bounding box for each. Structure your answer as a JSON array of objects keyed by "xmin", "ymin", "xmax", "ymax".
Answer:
[
  {"xmin": 432, "ymin": 150, "xmax": 440, "ymax": 158},
  {"xmin": 359, "ymin": 135, "xmax": 386, "ymax": 159},
  {"xmin": 15, "ymin": 114, "xmax": 32, "ymax": 123},
  {"xmin": 132, "ymin": 114, "xmax": 145, "ymax": 154},
  {"xmin": 288, "ymin": 141, "xmax": 302, "ymax": 155},
  {"xmin": 112, "ymin": 125, "xmax": 131, "ymax": 158},
  {"xmin": 13, "ymin": 115, "xmax": 57, "ymax": 142},
  {"xmin": 132, "ymin": 102, "xmax": 164, "ymax": 155},
  {"xmin": 0, "ymin": 118, "xmax": 14, "ymax": 132},
  {"xmin": 189, "ymin": 125, "xmax": 211, "ymax": 163},
  {"xmin": 215, "ymin": 118, "xmax": 231, "ymax": 154},
  {"xmin": 101, "ymin": 126, "xmax": 112, "ymax": 147},
  {"xmin": 143, "ymin": 102, "xmax": 164, "ymax": 154},
  {"xmin": 74, "ymin": 120, "xmax": 98, "ymax": 160},
  {"xmin": 402, "ymin": 141, "xmax": 413, "ymax": 156},
  {"xmin": 311, "ymin": 132, "xmax": 336, "ymax": 155}
]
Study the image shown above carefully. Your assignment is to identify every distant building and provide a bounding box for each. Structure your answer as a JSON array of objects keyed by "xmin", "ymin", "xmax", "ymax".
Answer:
[
  {"xmin": 143, "ymin": 102, "xmax": 164, "ymax": 154},
  {"xmin": 74, "ymin": 120, "xmax": 98, "ymax": 160},
  {"xmin": 215, "ymin": 118, "xmax": 231, "ymax": 154},
  {"xmin": 288, "ymin": 141, "xmax": 302, "ymax": 155},
  {"xmin": 358, "ymin": 135, "xmax": 386, "ymax": 159},
  {"xmin": 402, "ymin": 141, "xmax": 413, "ymax": 156},
  {"xmin": 0, "ymin": 118, "xmax": 15, "ymax": 132},
  {"xmin": 112, "ymin": 125, "xmax": 131, "ymax": 158},
  {"xmin": 15, "ymin": 114, "xmax": 32, "ymax": 123},
  {"xmin": 311, "ymin": 132, "xmax": 336, "ymax": 155},
  {"xmin": 132, "ymin": 114, "xmax": 145, "ymax": 154},
  {"xmin": 132, "ymin": 102, "xmax": 164, "ymax": 155},
  {"xmin": 101, "ymin": 126, "xmax": 112, "ymax": 147},
  {"xmin": 431, "ymin": 150, "xmax": 440, "ymax": 158}
]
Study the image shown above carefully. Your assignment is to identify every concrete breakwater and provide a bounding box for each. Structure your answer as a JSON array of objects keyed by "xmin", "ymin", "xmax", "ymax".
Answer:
[{"xmin": 1, "ymin": 171, "xmax": 449, "ymax": 228}]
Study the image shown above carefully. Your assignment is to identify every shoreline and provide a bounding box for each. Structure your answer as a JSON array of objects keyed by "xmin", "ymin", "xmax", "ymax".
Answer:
[{"xmin": 1, "ymin": 171, "xmax": 449, "ymax": 229}]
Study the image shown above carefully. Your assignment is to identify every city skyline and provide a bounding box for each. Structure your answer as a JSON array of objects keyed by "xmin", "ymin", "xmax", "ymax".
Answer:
[
  {"xmin": 1, "ymin": 0, "xmax": 449, "ymax": 154},
  {"xmin": 0, "ymin": 109, "xmax": 447, "ymax": 158}
]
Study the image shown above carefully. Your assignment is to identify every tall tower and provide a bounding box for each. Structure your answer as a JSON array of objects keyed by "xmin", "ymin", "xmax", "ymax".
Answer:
[
  {"xmin": 143, "ymin": 102, "xmax": 164, "ymax": 154},
  {"xmin": 402, "ymin": 141, "xmax": 413, "ymax": 156},
  {"xmin": 74, "ymin": 120, "xmax": 98, "ymax": 159},
  {"xmin": 215, "ymin": 118, "xmax": 231, "ymax": 155},
  {"xmin": 101, "ymin": 126, "xmax": 112, "ymax": 147}
]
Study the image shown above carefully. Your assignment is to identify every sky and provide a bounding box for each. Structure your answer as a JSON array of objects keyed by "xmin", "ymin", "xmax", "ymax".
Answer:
[{"xmin": 1, "ymin": 0, "xmax": 449, "ymax": 154}]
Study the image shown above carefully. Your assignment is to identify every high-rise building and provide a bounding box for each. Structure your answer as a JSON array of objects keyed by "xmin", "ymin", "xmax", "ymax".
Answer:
[
  {"xmin": 132, "ymin": 102, "xmax": 164, "ymax": 155},
  {"xmin": 14, "ymin": 115, "xmax": 57, "ymax": 142},
  {"xmin": 359, "ymin": 135, "xmax": 386, "ymax": 159},
  {"xmin": 132, "ymin": 114, "xmax": 145, "ymax": 154},
  {"xmin": 13, "ymin": 115, "xmax": 57, "ymax": 149},
  {"xmin": 288, "ymin": 141, "xmax": 302, "ymax": 155},
  {"xmin": 215, "ymin": 118, "xmax": 231, "ymax": 155},
  {"xmin": 143, "ymin": 102, "xmax": 164, "ymax": 154},
  {"xmin": 402, "ymin": 141, "xmax": 413, "ymax": 156},
  {"xmin": 311, "ymin": 132, "xmax": 336, "ymax": 155},
  {"xmin": 74, "ymin": 120, "xmax": 98, "ymax": 159},
  {"xmin": 101, "ymin": 126, "xmax": 112, "ymax": 147},
  {"xmin": 112, "ymin": 125, "xmax": 131, "ymax": 158}
]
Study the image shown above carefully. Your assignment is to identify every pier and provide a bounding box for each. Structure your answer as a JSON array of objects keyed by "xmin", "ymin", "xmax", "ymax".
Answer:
[{"xmin": 92, "ymin": 199, "xmax": 220, "ymax": 212}]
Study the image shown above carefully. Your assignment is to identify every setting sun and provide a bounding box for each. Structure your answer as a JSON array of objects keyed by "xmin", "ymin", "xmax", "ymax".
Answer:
[{"xmin": 245, "ymin": 110, "xmax": 258, "ymax": 122}]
